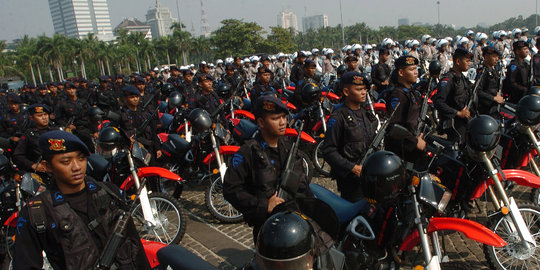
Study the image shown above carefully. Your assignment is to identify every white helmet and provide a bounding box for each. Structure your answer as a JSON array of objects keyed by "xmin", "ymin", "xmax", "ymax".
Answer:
[
  {"xmin": 200, "ymin": 61, "xmax": 207, "ymax": 65},
  {"xmin": 225, "ymin": 57, "xmax": 233, "ymax": 64},
  {"xmin": 382, "ymin": 38, "xmax": 394, "ymax": 47},
  {"xmin": 457, "ymin": 36, "xmax": 469, "ymax": 45},
  {"xmin": 304, "ymin": 51, "xmax": 312, "ymax": 57},
  {"xmin": 311, "ymin": 48, "xmax": 319, "ymax": 54},
  {"xmin": 325, "ymin": 48, "xmax": 334, "ymax": 55},
  {"xmin": 444, "ymin": 36, "xmax": 453, "ymax": 42},
  {"xmin": 522, "ymin": 27, "xmax": 529, "ymax": 33},
  {"xmin": 291, "ymin": 52, "xmax": 298, "ymax": 59},
  {"xmin": 365, "ymin": 44, "xmax": 373, "ymax": 51},
  {"xmin": 216, "ymin": 59, "xmax": 223, "ymax": 64},
  {"xmin": 476, "ymin": 32, "xmax": 488, "ymax": 42},
  {"xmin": 344, "ymin": 45, "xmax": 352, "ymax": 51},
  {"xmin": 404, "ymin": 40, "xmax": 412, "ymax": 48},
  {"xmin": 352, "ymin": 43, "xmax": 362, "ymax": 51},
  {"xmin": 466, "ymin": 30, "xmax": 474, "ymax": 36},
  {"xmin": 209, "ymin": 63, "xmax": 215, "ymax": 68},
  {"xmin": 276, "ymin": 52, "xmax": 285, "ymax": 58},
  {"xmin": 512, "ymin": 28, "xmax": 522, "ymax": 37},
  {"xmin": 411, "ymin": 39, "xmax": 420, "ymax": 47},
  {"xmin": 436, "ymin": 39, "xmax": 449, "ymax": 49},
  {"xmin": 421, "ymin": 34, "xmax": 431, "ymax": 43},
  {"xmin": 535, "ymin": 26, "xmax": 540, "ymax": 35},
  {"xmin": 499, "ymin": 30, "xmax": 507, "ymax": 37},
  {"xmin": 243, "ymin": 57, "xmax": 250, "ymax": 63},
  {"xmin": 429, "ymin": 37, "xmax": 437, "ymax": 45},
  {"xmin": 321, "ymin": 48, "xmax": 327, "ymax": 55}
]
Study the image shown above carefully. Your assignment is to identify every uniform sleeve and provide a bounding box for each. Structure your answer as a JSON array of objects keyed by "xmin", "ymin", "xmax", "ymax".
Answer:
[
  {"xmin": 433, "ymin": 76, "xmax": 459, "ymax": 119},
  {"xmin": 386, "ymin": 91, "xmax": 418, "ymax": 151},
  {"xmin": 477, "ymin": 70, "xmax": 497, "ymax": 106},
  {"xmin": 508, "ymin": 63, "xmax": 528, "ymax": 94},
  {"xmin": 371, "ymin": 64, "xmax": 384, "ymax": 87},
  {"xmin": 12, "ymin": 136, "xmax": 35, "ymax": 172},
  {"xmin": 12, "ymin": 206, "xmax": 45, "ymax": 270},
  {"xmin": 321, "ymin": 113, "xmax": 356, "ymax": 177},
  {"xmin": 223, "ymin": 146, "xmax": 269, "ymax": 226}
]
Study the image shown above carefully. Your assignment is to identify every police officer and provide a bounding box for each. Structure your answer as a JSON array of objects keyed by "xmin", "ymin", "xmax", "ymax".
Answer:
[
  {"xmin": 95, "ymin": 75, "xmax": 118, "ymax": 111},
  {"xmin": 477, "ymin": 46, "xmax": 504, "ymax": 116},
  {"xmin": 251, "ymin": 67, "xmax": 280, "ymax": 102},
  {"xmin": 290, "ymin": 51, "xmax": 306, "ymax": 86},
  {"xmin": 504, "ymin": 40, "xmax": 531, "ymax": 103},
  {"xmin": 385, "ymin": 56, "xmax": 427, "ymax": 164},
  {"xmin": 533, "ymin": 37, "xmax": 540, "ymax": 86},
  {"xmin": 344, "ymin": 55, "xmax": 361, "ymax": 72},
  {"xmin": 180, "ymin": 69, "xmax": 197, "ymax": 107},
  {"xmin": 223, "ymin": 95, "xmax": 313, "ymax": 243},
  {"xmin": 371, "ymin": 49, "xmax": 391, "ymax": 94},
  {"xmin": 12, "ymin": 104, "xmax": 55, "ymax": 174},
  {"xmin": 191, "ymin": 73, "xmax": 221, "ymax": 116},
  {"xmin": 294, "ymin": 60, "xmax": 319, "ymax": 108},
  {"xmin": 0, "ymin": 93, "xmax": 27, "ymax": 143},
  {"xmin": 321, "ymin": 72, "xmax": 377, "ymax": 202},
  {"xmin": 433, "ymin": 48, "xmax": 473, "ymax": 143},
  {"xmin": 13, "ymin": 130, "xmax": 150, "ymax": 269}
]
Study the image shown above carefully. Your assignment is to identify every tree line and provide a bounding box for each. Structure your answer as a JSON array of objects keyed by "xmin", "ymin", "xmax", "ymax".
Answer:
[{"xmin": 1, "ymin": 13, "xmax": 539, "ymax": 84}]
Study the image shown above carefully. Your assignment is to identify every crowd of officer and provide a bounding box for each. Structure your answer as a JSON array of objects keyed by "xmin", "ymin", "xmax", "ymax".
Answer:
[{"xmin": 4, "ymin": 25, "xmax": 540, "ymax": 268}]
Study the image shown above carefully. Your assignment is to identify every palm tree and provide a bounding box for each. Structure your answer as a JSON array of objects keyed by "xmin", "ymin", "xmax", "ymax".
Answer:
[
  {"xmin": 170, "ymin": 22, "xmax": 192, "ymax": 65},
  {"xmin": 14, "ymin": 36, "xmax": 38, "ymax": 85},
  {"xmin": 38, "ymin": 34, "xmax": 69, "ymax": 81}
]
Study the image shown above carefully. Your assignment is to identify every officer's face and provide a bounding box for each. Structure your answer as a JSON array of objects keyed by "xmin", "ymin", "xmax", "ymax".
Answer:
[
  {"xmin": 344, "ymin": 84, "xmax": 367, "ymax": 103},
  {"xmin": 305, "ymin": 66, "xmax": 316, "ymax": 77},
  {"xmin": 398, "ymin": 66, "xmax": 418, "ymax": 84},
  {"xmin": 515, "ymin": 47, "xmax": 529, "ymax": 58},
  {"xmin": 125, "ymin": 94, "xmax": 140, "ymax": 107},
  {"xmin": 184, "ymin": 74, "xmax": 193, "ymax": 83},
  {"xmin": 454, "ymin": 57, "xmax": 471, "ymax": 72},
  {"xmin": 484, "ymin": 53, "xmax": 499, "ymax": 67},
  {"xmin": 200, "ymin": 79, "xmax": 213, "ymax": 91},
  {"xmin": 258, "ymin": 112, "xmax": 287, "ymax": 136},
  {"xmin": 30, "ymin": 112, "xmax": 49, "ymax": 128},
  {"xmin": 347, "ymin": 60, "xmax": 358, "ymax": 70},
  {"xmin": 47, "ymin": 151, "xmax": 87, "ymax": 193},
  {"xmin": 66, "ymin": 87, "xmax": 76, "ymax": 98},
  {"xmin": 226, "ymin": 69, "xmax": 235, "ymax": 76},
  {"xmin": 49, "ymin": 86, "xmax": 57, "ymax": 93},
  {"xmin": 380, "ymin": 53, "xmax": 389, "ymax": 63},
  {"xmin": 8, "ymin": 102, "xmax": 19, "ymax": 113},
  {"xmin": 135, "ymin": 83, "xmax": 145, "ymax": 91},
  {"xmin": 260, "ymin": 73, "xmax": 271, "ymax": 83}
]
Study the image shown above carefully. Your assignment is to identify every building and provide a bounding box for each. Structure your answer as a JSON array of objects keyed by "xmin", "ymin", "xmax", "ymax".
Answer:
[
  {"xmin": 302, "ymin": 14, "xmax": 328, "ymax": 32},
  {"xmin": 114, "ymin": 18, "xmax": 152, "ymax": 39},
  {"xmin": 47, "ymin": 0, "xmax": 114, "ymax": 41},
  {"xmin": 277, "ymin": 11, "xmax": 298, "ymax": 32},
  {"xmin": 398, "ymin": 18, "xmax": 410, "ymax": 26},
  {"xmin": 146, "ymin": 0, "xmax": 177, "ymax": 39}
]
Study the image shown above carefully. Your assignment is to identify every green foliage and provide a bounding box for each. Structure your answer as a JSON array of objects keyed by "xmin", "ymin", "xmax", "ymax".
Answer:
[{"xmin": 211, "ymin": 19, "xmax": 265, "ymax": 58}]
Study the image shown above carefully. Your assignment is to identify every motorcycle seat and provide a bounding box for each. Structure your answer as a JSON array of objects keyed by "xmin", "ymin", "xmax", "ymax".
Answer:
[
  {"xmin": 309, "ymin": 183, "xmax": 368, "ymax": 224},
  {"xmin": 157, "ymin": 245, "xmax": 217, "ymax": 270}
]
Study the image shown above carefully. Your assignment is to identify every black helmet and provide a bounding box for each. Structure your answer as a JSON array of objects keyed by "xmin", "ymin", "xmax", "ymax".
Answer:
[
  {"xmin": 97, "ymin": 127, "xmax": 123, "ymax": 157},
  {"xmin": 517, "ymin": 94, "xmax": 540, "ymax": 126},
  {"xmin": 216, "ymin": 83, "xmax": 232, "ymax": 98},
  {"xmin": 466, "ymin": 115, "xmax": 501, "ymax": 160},
  {"xmin": 336, "ymin": 64, "xmax": 347, "ymax": 75},
  {"xmin": 360, "ymin": 151, "xmax": 406, "ymax": 205},
  {"xmin": 168, "ymin": 91, "xmax": 184, "ymax": 109},
  {"xmin": 301, "ymin": 82, "xmax": 321, "ymax": 105},
  {"xmin": 0, "ymin": 154, "xmax": 10, "ymax": 176},
  {"xmin": 527, "ymin": 86, "xmax": 540, "ymax": 96},
  {"xmin": 188, "ymin": 108, "xmax": 212, "ymax": 133},
  {"xmin": 428, "ymin": 60, "xmax": 442, "ymax": 76},
  {"xmin": 86, "ymin": 154, "xmax": 109, "ymax": 181},
  {"xmin": 256, "ymin": 211, "xmax": 315, "ymax": 270},
  {"xmin": 89, "ymin": 106, "xmax": 105, "ymax": 122},
  {"xmin": 161, "ymin": 83, "xmax": 175, "ymax": 97}
]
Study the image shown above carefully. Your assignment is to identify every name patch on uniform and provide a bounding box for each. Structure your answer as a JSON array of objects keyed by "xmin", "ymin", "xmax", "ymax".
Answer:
[
  {"xmin": 327, "ymin": 118, "xmax": 336, "ymax": 128},
  {"xmin": 511, "ymin": 65, "xmax": 517, "ymax": 72},
  {"xmin": 48, "ymin": 139, "xmax": 66, "ymax": 151},
  {"xmin": 232, "ymin": 153, "xmax": 244, "ymax": 169}
]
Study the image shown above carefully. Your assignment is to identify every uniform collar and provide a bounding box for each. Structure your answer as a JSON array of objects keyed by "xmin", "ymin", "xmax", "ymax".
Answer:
[{"xmin": 50, "ymin": 178, "xmax": 101, "ymax": 206}]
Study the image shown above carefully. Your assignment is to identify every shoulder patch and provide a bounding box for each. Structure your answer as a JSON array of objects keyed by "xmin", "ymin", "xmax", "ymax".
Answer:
[
  {"xmin": 232, "ymin": 153, "xmax": 244, "ymax": 169},
  {"xmin": 327, "ymin": 118, "xmax": 336, "ymax": 128},
  {"xmin": 17, "ymin": 217, "xmax": 27, "ymax": 234},
  {"xmin": 390, "ymin": 97, "xmax": 400, "ymax": 109},
  {"xmin": 511, "ymin": 65, "xmax": 517, "ymax": 72}
]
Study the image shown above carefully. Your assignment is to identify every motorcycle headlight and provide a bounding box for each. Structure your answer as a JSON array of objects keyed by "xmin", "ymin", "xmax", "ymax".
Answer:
[
  {"xmin": 418, "ymin": 174, "xmax": 452, "ymax": 213},
  {"xmin": 97, "ymin": 144, "xmax": 119, "ymax": 159}
]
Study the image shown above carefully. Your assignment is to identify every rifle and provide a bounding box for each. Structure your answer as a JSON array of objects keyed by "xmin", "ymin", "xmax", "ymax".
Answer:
[
  {"xmin": 467, "ymin": 65, "xmax": 486, "ymax": 117},
  {"xmin": 496, "ymin": 60, "xmax": 505, "ymax": 114},
  {"xmin": 210, "ymin": 78, "xmax": 245, "ymax": 120},
  {"xmin": 277, "ymin": 120, "xmax": 304, "ymax": 200},
  {"xmin": 416, "ymin": 78, "xmax": 434, "ymax": 136},
  {"xmin": 359, "ymin": 102, "xmax": 400, "ymax": 166},
  {"xmin": 64, "ymin": 115, "xmax": 76, "ymax": 133}
]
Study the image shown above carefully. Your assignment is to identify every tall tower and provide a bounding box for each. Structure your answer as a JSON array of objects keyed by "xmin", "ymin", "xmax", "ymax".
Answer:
[
  {"xmin": 146, "ymin": 0, "xmax": 177, "ymax": 39},
  {"xmin": 47, "ymin": 0, "xmax": 114, "ymax": 41},
  {"xmin": 200, "ymin": 0, "xmax": 211, "ymax": 37}
]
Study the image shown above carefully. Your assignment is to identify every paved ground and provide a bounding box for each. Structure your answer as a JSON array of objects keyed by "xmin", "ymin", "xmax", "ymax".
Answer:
[{"xmin": 174, "ymin": 176, "xmax": 536, "ymax": 269}]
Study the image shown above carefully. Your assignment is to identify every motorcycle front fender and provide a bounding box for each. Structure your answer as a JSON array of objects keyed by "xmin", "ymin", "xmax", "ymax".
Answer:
[
  {"xmin": 312, "ymin": 115, "xmax": 330, "ymax": 132},
  {"xmin": 470, "ymin": 169, "xmax": 540, "ymax": 200},
  {"xmin": 142, "ymin": 239, "xmax": 167, "ymax": 269},
  {"xmin": 202, "ymin": 145, "xmax": 241, "ymax": 165},
  {"xmin": 284, "ymin": 128, "xmax": 317, "ymax": 144},
  {"xmin": 399, "ymin": 217, "xmax": 506, "ymax": 251},
  {"xmin": 120, "ymin": 167, "xmax": 183, "ymax": 191},
  {"xmin": 322, "ymin": 91, "xmax": 340, "ymax": 101},
  {"xmin": 225, "ymin": 110, "xmax": 255, "ymax": 121}
]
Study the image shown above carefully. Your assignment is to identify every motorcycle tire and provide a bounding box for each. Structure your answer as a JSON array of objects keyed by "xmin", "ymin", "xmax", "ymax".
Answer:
[
  {"xmin": 131, "ymin": 193, "xmax": 187, "ymax": 245},
  {"xmin": 298, "ymin": 150, "xmax": 314, "ymax": 182},
  {"xmin": 483, "ymin": 202, "xmax": 540, "ymax": 270},
  {"xmin": 313, "ymin": 139, "xmax": 331, "ymax": 177},
  {"xmin": 205, "ymin": 175, "xmax": 243, "ymax": 223}
]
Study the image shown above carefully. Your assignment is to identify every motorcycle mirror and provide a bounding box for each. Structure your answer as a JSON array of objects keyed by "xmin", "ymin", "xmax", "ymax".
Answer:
[
  {"xmin": 105, "ymin": 110, "xmax": 121, "ymax": 123},
  {"xmin": 20, "ymin": 172, "xmax": 45, "ymax": 196},
  {"xmin": 388, "ymin": 124, "xmax": 409, "ymax": 139}
]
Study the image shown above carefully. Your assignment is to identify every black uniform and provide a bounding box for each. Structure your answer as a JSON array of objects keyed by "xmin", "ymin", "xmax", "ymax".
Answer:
[
  {"xmin": 504, "ymin": 59, "xmax": 530, "ymax": 103},
  {"xmin": 385, "ymin": 85, "xmax": 424, "ymax": 164},
  {"xmin": 56, "ymin": 97, "xmax": 94, "ymax": 152},
  {"xmin": 0, "ymin": 110, "xmax": 27, "ymax": 138},
  {"xmin": 321, "ymin": 105, "xmax": 377, "ymax": 202},
  {"xmin": 12, "ymin": 126, "xmax": 53, "ymax": 172},
  {"xmin": 477, "ymin": 66, "xmax": 502, "ymax": 116},
  {"xmin": 191, "ymin": 91, "xmax": 221, "ymax": 116},
  {"xmin": 13, "ymin": 178, "xmax": 150, "ymax": 269},
  {"xmin": 223, "ymin": 134, "xmax": 313, "ymax": 242},
  {"xmin": 290, "ymin": 63, "xmax": 304, "ymax": 86},
  {"xmin": 533, "ymin": 52, "xmax": 540, "ymax": 86},
  {"xmin": 371, "ymin": 62, "xmax": 391, "ymax": 93},
  {"xmin": 94, "ymin": 86, "xmax": 119, "ymax": 111},
  {"xmin": 119, "ymin": 107, "xmax": 158, "ymax": 153},
  {"xmin": 433, "ymin": 70, "xmax": 472, "ymax": 143},
  {"xmin": 250, "ymin": 82, "xmax": 280, "ymax": 104}
]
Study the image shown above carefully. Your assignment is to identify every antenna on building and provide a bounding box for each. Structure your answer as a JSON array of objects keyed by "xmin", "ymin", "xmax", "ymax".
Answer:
[
  {"xmin": 156, "ymin": 0, "xmax": 160, "ymax": 8},
  {"xmin": 200, "ymin": 0, "xmax": 210, "ymax": 37}
]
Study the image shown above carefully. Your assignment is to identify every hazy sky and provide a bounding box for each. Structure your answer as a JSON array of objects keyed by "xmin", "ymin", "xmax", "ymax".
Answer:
[{"xmin": 0, "ymin": 0, "xmax": 538, "ymax": 42}]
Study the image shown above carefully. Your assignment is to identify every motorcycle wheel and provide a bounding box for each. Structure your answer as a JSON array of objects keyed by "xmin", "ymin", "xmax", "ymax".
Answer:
[
  {"xmin": 483, "ymin": 202, "xmax": 540, "ymax": 269},
  {"xmin": 131, "ymin": 193, "xmax": 187, "ymax": 245},
  {"xmin": 153, "ymin": 163, "xmax": 183, "ymax": 199},
  {"xmin": 298, "ymin": 150, "xmax": 314, "ymax": 182},
  {"xmin": 313, "ymin": 139, "xmax": 331, "ymax": 177},
  {"xmin": 205, "ymin": 175, "xmax": 243, "ymax": 223}
]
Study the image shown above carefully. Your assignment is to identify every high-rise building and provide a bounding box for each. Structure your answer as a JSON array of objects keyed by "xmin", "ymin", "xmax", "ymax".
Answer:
[
  {"xmin": 146, "ymin": 0, "xmax": 177, "ymax": 39},
  {"xmin": 302, "ymin": 14, "xmax": 328, "ymax": 32},
  {"xmin": 277, "ymin": 11, "xmax": 298, "ymax": 32},
  {"xmin": 48, "ymin": 0, "xmax": 114, "ymax": 41},
  {"xmin": 398, "ymin": 18, "xmax": 410, "ymax": 26}
]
